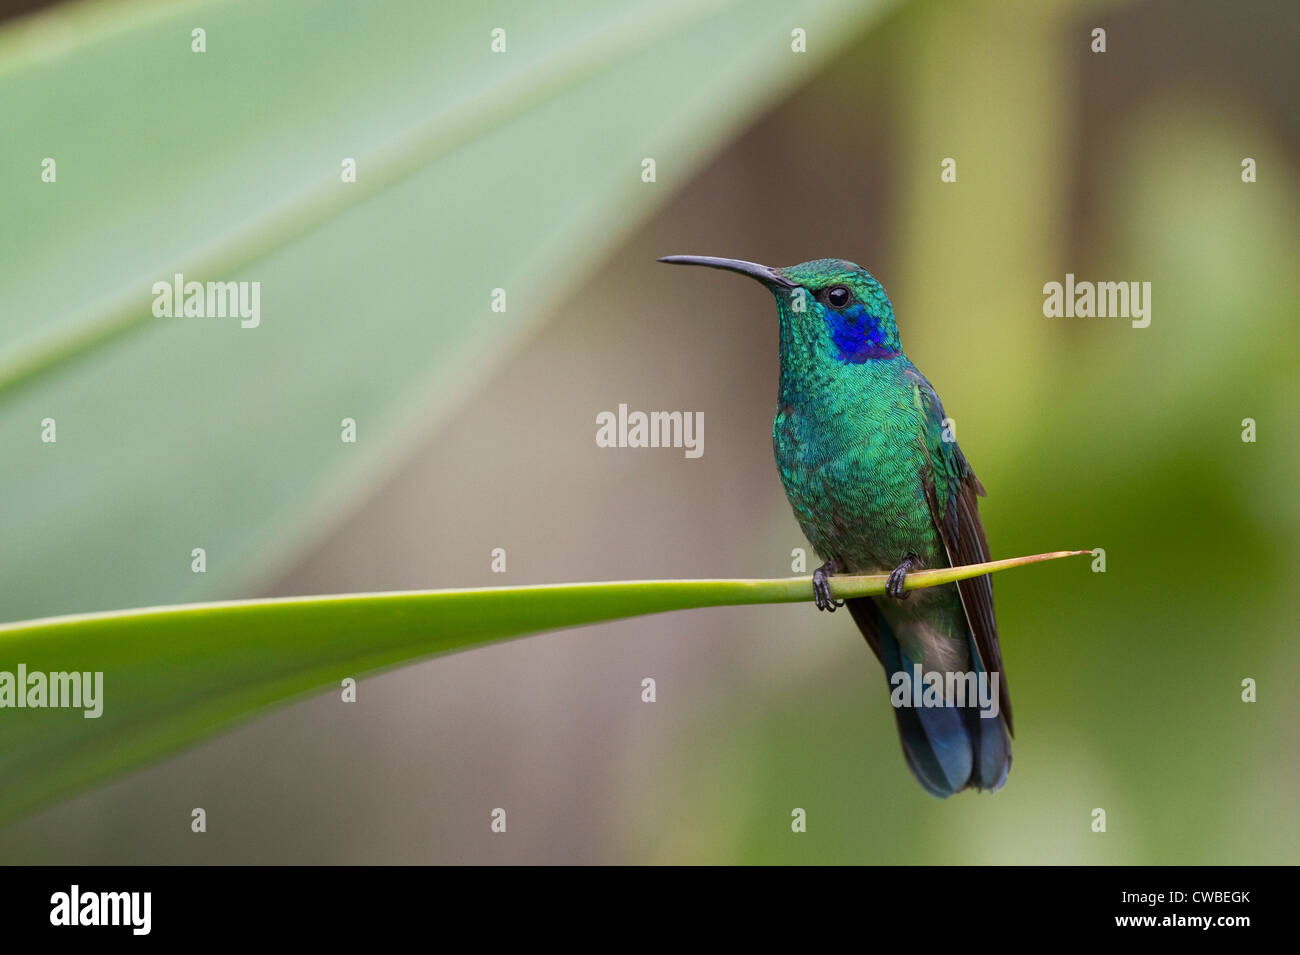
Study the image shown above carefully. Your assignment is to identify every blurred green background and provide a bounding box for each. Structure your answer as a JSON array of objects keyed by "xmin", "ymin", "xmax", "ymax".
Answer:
[{"xmin": 0, "ymin": 0, "xmax": 1297, "ymax": 863}]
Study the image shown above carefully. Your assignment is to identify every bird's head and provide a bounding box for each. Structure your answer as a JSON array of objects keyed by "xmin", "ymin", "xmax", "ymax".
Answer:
[{"xmin": 659, "ymin": 255, "xmax": 901, "ymax": 362}]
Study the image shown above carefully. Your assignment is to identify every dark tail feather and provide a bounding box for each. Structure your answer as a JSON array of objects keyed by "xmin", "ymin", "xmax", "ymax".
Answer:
[
  {"xmin": 847, "ymin": 597, "xmax": 1011, "ymax": 797},
  {"xmin": 967, "ymin": 629, "xmax": 1012, "ymax": 791}
]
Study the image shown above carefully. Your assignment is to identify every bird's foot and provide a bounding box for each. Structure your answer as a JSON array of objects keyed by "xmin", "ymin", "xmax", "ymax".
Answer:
[
  {"xmin": 886, "ymin": 554, "xmax": 922, "ymax": 600},
  {"xmin": 812, "ymin": 559, "xmax": 844, "ymax": 612}
]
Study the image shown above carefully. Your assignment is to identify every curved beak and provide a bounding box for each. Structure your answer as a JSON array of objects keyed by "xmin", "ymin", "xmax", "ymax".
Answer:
[{"xmin": 658, "ymin": 254, "xmax": 795, "ymax": 289}]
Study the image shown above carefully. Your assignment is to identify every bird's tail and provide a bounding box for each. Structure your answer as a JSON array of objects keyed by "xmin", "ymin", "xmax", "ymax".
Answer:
[{"xmin": 847, "ymin": 597, "xmax": 1011, "ymax": 798}]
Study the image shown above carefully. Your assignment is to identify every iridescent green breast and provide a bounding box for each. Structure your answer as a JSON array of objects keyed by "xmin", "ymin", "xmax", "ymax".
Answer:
[{"xmin": 772, "ymin": 354, "xmax": 947, "ymax": 574}]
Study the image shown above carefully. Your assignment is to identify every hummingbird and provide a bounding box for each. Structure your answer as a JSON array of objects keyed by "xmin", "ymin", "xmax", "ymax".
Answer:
[{"xmin": 660, "ymin": 255, "xmax": 1012, "ymax": 797}]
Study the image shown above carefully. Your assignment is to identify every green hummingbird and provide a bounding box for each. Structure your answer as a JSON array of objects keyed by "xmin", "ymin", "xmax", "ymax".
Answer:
[{"xmin": 661, "ymin": 255, "xmax": 1012, "ymax": 796}]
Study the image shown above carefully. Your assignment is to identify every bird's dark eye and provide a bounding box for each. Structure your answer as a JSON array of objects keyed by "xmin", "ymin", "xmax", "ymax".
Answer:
[{"xmin": 825, "ymin": 286, "xmax": 852, "ymax": 308}]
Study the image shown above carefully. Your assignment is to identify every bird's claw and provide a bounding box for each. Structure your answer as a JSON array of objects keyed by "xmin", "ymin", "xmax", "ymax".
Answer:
[
  {"xmin": 813, "ymin": 562, "xmax": 844, "ymax": 612},
  {"xmin": 886, "ymin": 554, "xmax": 921, "ymax": 600}
]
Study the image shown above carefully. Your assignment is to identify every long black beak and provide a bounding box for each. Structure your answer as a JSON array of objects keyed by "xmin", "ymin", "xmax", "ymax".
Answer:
[{"xmin": 658, "ymin": 255, "xmax": 796, "ymax": 289}]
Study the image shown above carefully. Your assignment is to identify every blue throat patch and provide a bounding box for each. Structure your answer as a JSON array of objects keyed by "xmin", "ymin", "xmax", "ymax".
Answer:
[{"xmin": 825, "ymin": 304, "xmax": 898, "ymax": 362}]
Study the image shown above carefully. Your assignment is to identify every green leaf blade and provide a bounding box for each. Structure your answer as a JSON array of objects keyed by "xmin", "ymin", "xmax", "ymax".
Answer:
[{"xmin": 0, "ymin": 549, "xmax": 1088, "ymax": 822}]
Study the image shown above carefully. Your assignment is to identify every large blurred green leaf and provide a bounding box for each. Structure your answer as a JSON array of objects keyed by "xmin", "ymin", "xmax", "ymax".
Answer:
[{"xmin": 0, "ymin": 0, "xmax": 888, "ymax": 623}]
